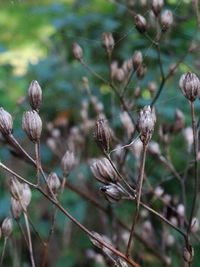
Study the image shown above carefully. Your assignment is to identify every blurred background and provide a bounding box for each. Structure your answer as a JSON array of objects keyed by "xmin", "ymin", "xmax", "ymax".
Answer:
[{"xmin": 0, "ymin": 0, "xmax": 200, "ymax": 266}]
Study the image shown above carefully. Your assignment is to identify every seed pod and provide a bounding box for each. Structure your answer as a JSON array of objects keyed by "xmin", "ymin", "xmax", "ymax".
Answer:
[
  {"xmin": 72, "ymin": 42, "xmax": 83, "ymax": 60},
  {"xmin": 100, "ymin": 183, "xmax": 125, "ymax": 202},
  {"xmin": 28, "ymin": 80, "xmax": 42, "ymax": 111},
  {"xmin": 1, "ymin": 217, "xmax": 13, "ymax": 237},
  {"xmin": 136, "ymin": 64, "xmax": 147, "ymax": 79},
  {"xmin": 183, "ymin": 247, "xmax": 194, "ymax": 263},
  {"xmin": 115, "ymin": 68, "xmax": 126, "ymax": 82},
  {"xmin": 160, "ymin": 10, "xmax": 173, "ymax": 31},
  {"xmin": 191, "ymin": 217, "xmax": 199, "ymax": 233},
  {"xmin": 101, "ymin": 32, "xmax": 115, "ymax": 55},
  {"xmin": 137, "ymin": 106, "xmax": 156, "ymax": 144},
  {"xmin": 132, "ymin": 51, "xmax": 143, "ymax": 70},
  {"xmin": 9, "ymin": 177, "xmax": 23, "ymax": 200},
  {"xmin": 179, "ymin": 72, "xmax": 200, "ymax": 102},
  {"xmin": 171, "ymin": 109, "xmax": 185, "ymax": 133},
  {"xmin": 148, "ymin": 141, "xmax": 161, "ymax": 157},
  {"xmin": 10, "ymin": 198, "xmax": 23, "ymax": 220},
  {"xmin": 120, "ymin": 111, "xmax": 134, "ymax": 138},
  {"xmin": 183, "ymin": 127, "xmax": 193, "ymax": 152},
  {"xmin": 135, "ymin": 14, "xmax": 147, "ymax": 33},
  {"xmin": 21, "ymin": 184, "xmax": 32, "ymax": 208},
  {"xmin": 0, "ymin": 108, "xmax": 13, "ymax": 136},
  {"xmin": 61, "ymin": 150, "xmax": 76, "ymax": 176},
  {"xmin": 177, "ymin": 203, "xmax": 185, "ymax": 217},
  {"xmin": 90, "ymin": 157, "xmax": 118, "ymax": 184},
  {"xmin": 148, "ymin": 81, "xmax": 157, "ymax": 95},
  {"xmin": 95, "ymin": 116, "xmax": 112, "ymax": 153},
  {"xmin": 152, "ymin": 0, "xmax": 164, "ymax": 16},
  {"xmin": 166, "ymin": 234, "xmax": 175, "ymax": 248},
  {"xmin": 47, "ymin": 172, "xmax": 61, "ymax": 195},
  {"xmin": 22, "ymin": 111, "xmax": 42, "ymax": 142}
]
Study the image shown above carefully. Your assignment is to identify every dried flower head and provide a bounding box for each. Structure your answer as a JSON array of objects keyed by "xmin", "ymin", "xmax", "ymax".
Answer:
[
  {"xmin": 137, "ymin": 106, "xmax": 156, "ymax": 144},
  {"xmin": 132, "ymin": 51, "xmax": 143, "ymax": 70},
  {"xmin": 115, "ymin": 68, "xmax": 126, "ymax": 82},
  {"xmin": 90, "ymin": 157, "xmax": 118, "ymax": 184},
  {"xmin": 11, "ymin": 197, "xmax": 23, "ymax": 220},
  {"xmin": 179, "ymin": 72, "xmax": 200, "ymax": 102},
  {"xmin": 100, "ymin": 183, "xmax": 127, "ymax": 202},
  {"xmin": 191, "ymin": 217, "xmax": 199, "ymax": 233},
  {"xmin": 101, "ymin": 32, "xmax": 115, "ymax": 55},
  {"xmin": 1, "ymin": 217, "xmax": 13, "ymax": 237},
  {"xmin": 94, "ymin": 116, "xmax": 112, "ymax": 153},
  {"xmin": 120, "ymin": 111, "xmax": 134, "ymax": 138},
  {"xmin": 72, "ymin": 42, "xmax": 83, "ymax": 60},
  {"xmin": 160, "ymin": 10, "xmax": 173, "ymax": 31},
  {"xmin": 135, "ymin": 14, "xmax": 147, "ymax": 33},
  {"xmin": 22, "ymin": 111, "xmax": 42, "ymax": 142},
  {"xmin": 89, "ymin": 231, "xmax": 114, "ymax": 257},
  {"xmin": 21, "ymin": 184, "xmax": 32, "ymax": 208},
  {"xmin": 183, "ymin": 247, "xmax": 194, "ymax": 263},
  {"xmin": 0, "ymin": 108, "xmax": 13, "ymax": 136},
  {"xmin": 9, "ymin": 177, "xmax": 23, "ymax": 200},
  {"xmin": 148, "ymin": 141, "xmax": 161, "ymax": 157},
  {"xmin": 136, "ymin": 64, "xmax": 147, "ymax": 79},
  {"xmin": 152, "ymin": 0, "xmax": 164, "ymax": 16},
  {"xmin": 28, "ymin": 80, "xmax": 42, "ymax": 111},
  {"xmin": 61, "ymin": 150, "xmax": 76, "ymax": 176},
  {"xmin": 47, "ymin": 172, "xmax": 61, "ymax": 195}
]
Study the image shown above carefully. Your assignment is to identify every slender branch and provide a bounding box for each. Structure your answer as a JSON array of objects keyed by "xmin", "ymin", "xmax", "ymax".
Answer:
[
  {"xmin": 125, "ymin": 143, "xmax": 147, "ymax": 257},
  {"xmin": 0, "ymin": 237, "xmax": 8, "ymax": 266},
  {"xmin": 24, "ymin": 212, "xmax": 35, "ymax": 267},
  {"xmin": 35, "ymin": 141, "xmax": 40, "ymax": 186}
]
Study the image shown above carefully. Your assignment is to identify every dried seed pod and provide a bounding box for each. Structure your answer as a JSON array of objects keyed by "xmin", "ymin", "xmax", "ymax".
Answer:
[
  {"xmin": 90, "ymin": 157, "xmax": 118, "ymax": 184},
  {"xmin": 177, "ymin": 203, "xmax": 185, "ymax": 217},
  {"xmin": 1, "ymin": 217, "xmax": 13, "ymax": 237},
  {"xmin": 152, "ymin": 0, "xmax": 164, "ymax": 16},
  {"xmin": 160, "ymin": 10, "xmax": 173, "ymax": 31},
  {"xmin": 47, "ymin": 172, "xmax": 61, "ymax": 195},
  {"xmin": 21, "ymin": 184, "xmax": 32, "ymax": 208},
  {"xmin": 148, "ymin": 141, "xmax": 161, "ymax": 157},
  {"xmin": 191, "ymin": 217, "xmax": 199, "ymax": 233},
  {"xmin": 0, "ymin": 108, "xmax": 13, "ymax": 136},
  {"xmin": 148, "ymin": 81, "xmax": 157, "ymax": 95},
  {"xmin": 101, "ymin": 32, "xmax": 115, "ymax": 55},
  {"xmin": 89, "ymin": 231, "xmax": 114, "ymax": 257},
  {"xmin": 61, "ymin": 150, "xmax": 76, "ymax": 176},
  {"xmin": 171, "ymin": 109, "xmax": 185, "ymax": 134},
  {"xmin": 135, "ymin": 14, "xmax": 147, "ymax": 33},
  {"xmin": 28, "ymin": 80, "xmax": 42, "ymax": 111},
  {"xmin": 100, "ymin": 183, "xmax": 130, "ymax": 203},
  {"xmin": 179, "ymin": 72, "xmax": 200, "ymax": 102},
  {"xmin": 22, "ymin": 111, "xmax": 42, "ymax": 142},
  {"xmin": 183, "ymin": 247, "xmax": 194, "ymax": 263},
  {"xmin": 10, "ymin": 198, "xmax": 23, "ymax": 220},
  {"xmin": 72, "ymin": 42, "xmax": 83, "ymax": 60},
  {"xmin": 132, "ymin": 51, "xmax": 143, "ymax": 70},
  {"xmin": 94, "ymin": 116, "xmax": 112, "ymax": 153},
  {"xmin": 137, "ymin": 106, "xmax": 156, "ymax": 144},
  {"xmin": 136, "ymin": 64, "xmax": 147, "ymax": 79},
  {"xmin": 166, "ymin": 234, "xmax": 175, "ymax": 248},
  {"xmin": 9, "ymin": 177, "xmax": 23, "ymax": 200},
  {"xmin": 115, "ymin": 68, "xmax": 126, "ymax": 82},
  {"xmin": 183, "ymin": 127, "xmax": 193, "ymax": 152}
]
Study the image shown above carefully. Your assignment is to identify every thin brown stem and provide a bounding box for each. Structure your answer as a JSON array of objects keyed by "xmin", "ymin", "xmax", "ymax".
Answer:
[
  {"xmin": 125, "ymin": 143, "xmax": 147, "ymax": 257},
  {"xmin": 35, "ymin": 141, "xmax": 40, "ymax": 186},
  {"xmin": 24, "ymin": 212, "xmax": 35, "ymax": 267}
]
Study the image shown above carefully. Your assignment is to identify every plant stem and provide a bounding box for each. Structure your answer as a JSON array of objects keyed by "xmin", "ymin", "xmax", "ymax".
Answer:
[
  {"xmin": 125, "ymin": 143, "xmax": 147, "ymax": 257},
  {"xmin": 0, "ymin": 237, "xmax": 8, "ymax": 266},
  {"xmin": 35, "ymin": 141, "xmax": 40, "ymax": 186},
  {"xmin": 24, "ymin": 212, "xmax": 35, "ymax": 267}
]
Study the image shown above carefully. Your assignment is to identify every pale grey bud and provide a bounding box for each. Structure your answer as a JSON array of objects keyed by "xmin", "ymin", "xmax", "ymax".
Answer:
[
  {"xmin": 72, "ymin": 42, "xmax": 83, "ymax": 60},
  {"xmin": 61, "ymin": 150, "xmax": 76, "ymax": 176},
  {"xmin": 47, "ymin": 172, "xmax": 61, "ymax": 195},
  {"xmin": 9, "ymin": 177, "xmax": 23, "ymax": 200},
  {"xmin": 152, "ymin": 0, "xmax": 164, "ymax": 16},
  {"xmin": 95, "ymin": 116, "xmax": 112, "ymax": 153},
  {"xmin": 135, "ymin": 14, "xmax": 147, "ymax": 33},
  {"xmin": 120, "ymin": 111, "xmax": 134, "ymax": 137},
  {"xmin": 28, "ymin": 80, "xmax": 42, "ymax": 111},
  {"xmin": 137, "ymin": 106, "xmax": 156, "ymax": 144},
  {"xmin": 1, "ymin": 217, "xmax": 13, "ymax": 237},
  {"xmin": 148, "ymin": 141, "xmax": 161, "ymax": 157},
  {"xmin": 21, "ymin": 184, "xmax": 32, "ymax": 208},
  {"xmin": 90, "ymin": 157, "xmax": 118, "ymax": 184},
  {"xmin": 160, "ymin": 10, "xmax": 173, "ymax": 31},
  {"xmin": 0, "ymin": 108, "xmax": 13, "ymax": 136},
  {"xmin": 11, "ymin": 198, "xmax": 23, "ymax": 220},
  {"xmin": 22, "ymin": 111, "xmax": 42, "ymax": 142},
  {"xmin": 183, "ymin": 247, "xmax": 194, "ymax": 263},
  {"xmin": 132, "ymin": 51, "xmax": 143, "ymax": 70},
  {"xmin": 100, "ymin": 183, "xmax": 129, "ymax": 202},
  {"xmin": 101, "ymin": 32, "xmax": 115, "ymax": 54},
  {"xmin": 179, "ymin": 72, "xmax": 200, "ymax": 102}
]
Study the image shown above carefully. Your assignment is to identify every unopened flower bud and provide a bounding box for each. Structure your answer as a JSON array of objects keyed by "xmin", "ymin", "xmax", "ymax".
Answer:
[
  {"xmin": 1, "ymin": 217, "xmax": 13, "ymax": 237},
  {"xmin": 95, "ymin": 116, "xmax": 112, "ymax": 153},
  {"xmin": 100, "ymin": 183, "xmax": 128, "ymax": 202},
  {"xmin": 47, "ymin": 172, "xmax": 61, "ymax": 195},
  {"xmin": 11, "ymin": 198, "xmax": 23, "ymax": 220},
  {"xmin": 22, "ymin": 111, "xmax": 42, "ymax": 142},
  {"xmin": 148, "ymin": 81, "xmax": 157, "ymax": 95},
  {"xmin": 9, "ymin": 177, "xmax": 23, "ymax": 200},
  {"xmin": 154, "ymin": 186, "xmax": 164, "ymax": 197},
  {"xmin": 179, "ymin": 72, "xmax": 200, "ymax": 102},
  {"xmin": 177, "ymin": 203, "xmax": 185, "ymax": 217},
  {"xmin": 28, "ymin": 80, "xmax": 42, "ymax": 111},
  {"xmin": 90, "ymin": 157, "xmax": 118, "ymax": 184},
  {"xmin": 132, "ymin": 51, "xmax": 143, "ymax": 70},
  {"xmin": 136, "ymin": 64, "xmax": 147, "ymax": 79},
  {"xmin": 160, "ymin": 10, "xmax": 173, "ymax": 31},
  {"xmin": 171, "ymin": 109, "xmax": 185, "ymax": 133},
  {"xmin": 0, "ymin": 108, "xmax": 13, "ymax": 136},
  {"xmin": 72, "ymin": 42, "xmax": 83, "ymax": 60},
  {"xmin": 135, "ymin": 14, "xmax": 147, "ymax": 33},
  {"xmin": 183, "ymin": 247, "xmax": 194, "ymax": 263},
  {"xmin": 61, "ymin": 150, "xmax": 76, "ymax": 176},
  {"xmin": 137, "ymin": 106, "xmax": 156, "ymax": 144},
  {"xmin": 101, "ymin": 32, "xmax": 115, "ymax": 54},
  {"xmin": 166, "ymin": 234, "xmax": 175, "ymax": 247},
  {"xmin": 152, "ymin": 0, "xmax": 164, "ymax": 16},
  {"xmin": 115, "ymin": 68, "xmax": 125, "ymax": 82}
]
